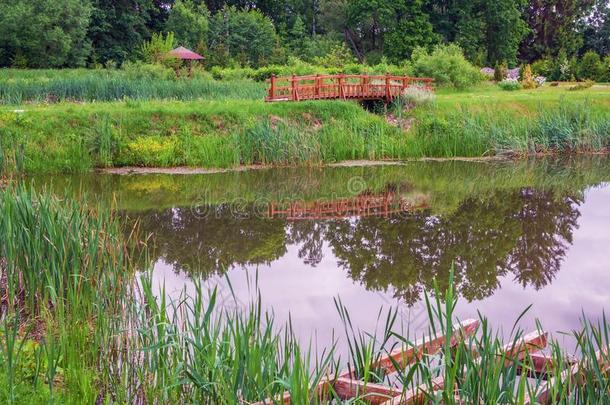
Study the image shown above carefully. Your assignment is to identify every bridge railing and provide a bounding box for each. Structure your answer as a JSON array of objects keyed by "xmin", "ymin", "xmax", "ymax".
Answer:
[{"xmin": 265, "ymin": 74, "xmax": 434, "ymax": 102}]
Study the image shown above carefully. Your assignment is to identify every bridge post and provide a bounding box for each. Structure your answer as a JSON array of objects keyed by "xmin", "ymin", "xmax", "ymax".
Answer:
[
  {"xmin": 291, "ymin": 74, "xmax": 298, "ymax": 101},
  {"xmin": 338, "ymin": 74, "xmax": 345, "ymax": 99},
  {"xmin": 385, "ymin": 73, "xmax": 391, "ymax": 101},
  {"xmin": 316, "ymin": 74, "xmax": 320, "ymax": 99},
  {"xmin": 269, "ymin": 75, "xmax": 276, "ymax": 100}
]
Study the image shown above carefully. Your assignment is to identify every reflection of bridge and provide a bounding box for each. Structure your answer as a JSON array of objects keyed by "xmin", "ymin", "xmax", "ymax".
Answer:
[
  {"xmin": 267, "ymin": 193, "xmax": 428, "ymax": 220},
  {"xmin": 265, "ymin": 74, "xmax": 434, "ymax": 102}
]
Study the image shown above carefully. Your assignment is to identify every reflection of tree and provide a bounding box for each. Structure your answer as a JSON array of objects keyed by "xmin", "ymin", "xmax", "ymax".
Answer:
[
  {"xmin": 505, "ymin": 189, "xmax": 580, "ymax": 290},
  {"xmin": 326, "ymin": 189, "xmax": 582, "ymax": 305},
  {"xmin": 286, "ymin": 222, "xmax": 328, "ymax": 267},
  {"xmin": 133, "ymin": 206, "xmax": 287, "ymax": 275},
  {"xmin": 129, "ymin": 188, "xmax": 582, "ymax": 306}
]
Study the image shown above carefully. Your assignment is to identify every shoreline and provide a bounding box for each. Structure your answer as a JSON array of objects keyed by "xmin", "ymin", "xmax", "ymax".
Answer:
[
  {"xmin": 99, "ymin": 157, "xmax": 508, "ymax": 175},
  {"xmin": 98, "ymin": 152, "xmax": 610, "ymax": 175}
]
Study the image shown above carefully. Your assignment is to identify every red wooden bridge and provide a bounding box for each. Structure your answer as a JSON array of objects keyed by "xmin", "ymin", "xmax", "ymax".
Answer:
[{"xmin": 265, "ymin": 74, "xmax": 434, "ymax": 102}]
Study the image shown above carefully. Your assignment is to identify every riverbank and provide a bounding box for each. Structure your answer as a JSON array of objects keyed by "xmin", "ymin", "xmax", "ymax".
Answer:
[{"xmin": 1, "ymin": 84, "xmax": 610, "ymax": 174}]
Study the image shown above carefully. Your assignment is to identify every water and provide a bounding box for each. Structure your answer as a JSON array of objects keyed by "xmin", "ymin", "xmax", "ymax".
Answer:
[{"xmin": 34, "ymin": 157, "xmax": 610, "ymax": 349}]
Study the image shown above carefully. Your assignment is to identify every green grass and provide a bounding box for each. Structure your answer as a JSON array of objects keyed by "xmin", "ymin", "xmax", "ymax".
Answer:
[
  {"xmin": 0, "ymin": 99, "xmax": 405, "ymax": 173},
  {"xmin": 0, "ymin": 69, "xmax": 266, "ymax": 105}
]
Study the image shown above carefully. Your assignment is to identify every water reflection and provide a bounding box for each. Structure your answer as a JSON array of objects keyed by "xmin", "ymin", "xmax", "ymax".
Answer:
[{"xmin": 134, "ymin": 187, "xmax": 583, "ymax": 305}]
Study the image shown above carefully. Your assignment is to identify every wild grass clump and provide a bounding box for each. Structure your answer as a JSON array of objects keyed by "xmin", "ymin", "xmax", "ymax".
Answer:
[
  {"xmin": 409, "ymin": 99, "xmax": 610, "ymax": 157},
  {"xmin": 0, "ymin": 69, "xmax": 266, "ymax": 104},
  {"xmin": 400, "ymin": 85, "xmax": 436, "ymax": 107}
]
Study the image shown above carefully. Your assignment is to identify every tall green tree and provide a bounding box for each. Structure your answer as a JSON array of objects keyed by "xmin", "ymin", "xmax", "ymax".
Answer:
[
  {"xmin": 384, "ymin": 0, "xmax": 439, "ymax": 62},
  {"xmin": 208, "ymin": 6, "xmax": 278, "ymax": 67},
  {"xmin": 520, "ymin": 0, "xmax": 595, "ymax": 62},
  {"xmin": 0, "ymin": 0, "xmax": 92, "ymax": 67},
  {"xmin": 88, "ymin": 0, "xmax": 169, "ymax": 65},
  {"xmin": 582, "ymin": 0, "xmax": 610, "ymax": 56},
  {"xmin": 484, "ymin": 0, "xmax": 528, "ymax": 65},
  {"xmin": 166, "ymin": 0, "xmax": 210, "ymax": 49}
]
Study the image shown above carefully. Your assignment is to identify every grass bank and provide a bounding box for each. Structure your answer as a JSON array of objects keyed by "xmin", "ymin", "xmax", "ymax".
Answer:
[
  {"xmin": 1, "ymin": 187, "xmax": 609, "ymax": 403},
  {"xmin": 0, "ymin": 100, "xmax": 404, "ymax": 173},
  {"xmin": 1, "ymin": 85, "xmax": 610, "ymax": 174}
]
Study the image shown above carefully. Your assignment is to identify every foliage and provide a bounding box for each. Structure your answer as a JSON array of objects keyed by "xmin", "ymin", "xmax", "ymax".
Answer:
[
  {"xmin": 568, "ymin": 80, "xmax": 595, "ymax": 91},
  {"xmin": 382, "ymin": 0, "xmax": 439, "ymax": 62},
  {"xmin": 520, "ymin": 0, "xmax": 596, "ymax": 62},
  {"xmin": 0, "ymin": 0, "xmax": 92, "ymax": 68},
  {"xmin": 411, "ymin": 44, "xmax": 484, "ymax": 89},
  {"xmin": 521, "ymin": 64, "xmax": 537, "ymax": 89},
  {"xmin": 165, "ymin": 0, "xmax": 210, "ymax": 50},
  {"xmin": 601, "ymin": 56, "xmax": 610, "ymax": 82},
  {"xmin": 208, "ymin": 6, "xmax": 278, "ymax": 67},
  {"xmin": 531, "ymin": 58, "xmax": 553, "ymax": 77},
  {"xmin": 140, "ymin": 32, "xmax": 176, "ymax": 65},
  {"xmin": 88, "ymin": 0, "xmax": 167, "ymax": 65},
  {"xmin": 494, "ymin": 62, "xmax": 507, "ymax": 82},
  {"xmin": 578, "ymin": 50, "xmax": 603, "ymax": 81}
]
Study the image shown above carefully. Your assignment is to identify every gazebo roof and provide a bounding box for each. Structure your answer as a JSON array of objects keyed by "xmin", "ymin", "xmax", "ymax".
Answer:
[{"xmin": 168, "ymin": 46, "xmax": 204, "ymax": 60}]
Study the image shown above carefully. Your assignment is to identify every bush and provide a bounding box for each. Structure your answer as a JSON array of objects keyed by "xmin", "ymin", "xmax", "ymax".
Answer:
[
  {"xmin": 568, "ymin": 80, "xmax": 594, "ymax": 91},
  {"xmin": 494, "ymin": 62, "xmax": 507, "ymax": 82},
  {"xmin": 521, "ymin": 64, "xmax": 537, "ymax": 89},
  {"xmin": 140, "ymin": 32, "xmax": 176, "ymax": 65},
  {"xmin": 578, "ymin": 51, "xmax": 603, "ymax": 81},
  {"xmin": 498, "ymin": 79, "xmax": 522, "ymax": 91},
  {"xmin": 600, "ymin": 56, "xmax": 610, "ymax": 83},
  {"xmin": 122, "ymin": 61, "xmax": 177, "ymax": 80},
  {"xmin": 531, "ymin": 58, "xmax": 553, "ymax": 78},
  {"xmin": 411, "ymin": 44, "xmax": 484, "ymax": 89}
]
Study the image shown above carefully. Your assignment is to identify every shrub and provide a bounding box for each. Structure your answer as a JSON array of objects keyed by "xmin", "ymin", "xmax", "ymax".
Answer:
[
  {"xmin": 498, "ymin": 79, "xmax": 522, "ymax": 91},
  {"xmin": 531, "ymin": 58, "xmax": 553, "ymax": 77},
  {"xmin": 411, "ymin": 44, "xmax": 484, "ymax": 89},
  {"xmin": 122, "ymin": 61, "xmax": 177, "ymax": 80},
  {"xmin": 140, "ymin": 32, "xmax": 176, "ymax": 65},
  {"xmin": 568, "ymin": 80, "xmax": 594, "ymax": 91},
  {"xmin": 494, "ymin": 62, "xmax": 507, "ymax": 82},
  {"xmin": 578, "ymin": 51, "xmax": 602, "ymax": 81},
  {"xmin": 600, "ymin": 56, "xmax": 610, "ymax": 83},
  {"xmin": 521, "ymin": 64, "xmax": 537, "ymax": 89}
]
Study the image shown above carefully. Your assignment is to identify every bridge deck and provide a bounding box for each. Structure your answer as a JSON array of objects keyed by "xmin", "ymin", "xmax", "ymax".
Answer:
[{"xmin": 265, "ymin": 74, "xmax": 434, "ymax": 102}]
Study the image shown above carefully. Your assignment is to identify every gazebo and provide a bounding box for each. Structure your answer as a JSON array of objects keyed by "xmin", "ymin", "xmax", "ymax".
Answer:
[
  {"xmin": 167, "ymin": 46, "xmax": 204, "ymax": 76},
  {"xmin": 168, "ymin": 46, "xmax": 204, "ymax": 61}
]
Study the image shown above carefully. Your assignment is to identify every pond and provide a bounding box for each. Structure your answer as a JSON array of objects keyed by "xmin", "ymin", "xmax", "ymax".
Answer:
[{"xmin": 33, "ymin": 157, "xmax": 610, "ymax": 348}]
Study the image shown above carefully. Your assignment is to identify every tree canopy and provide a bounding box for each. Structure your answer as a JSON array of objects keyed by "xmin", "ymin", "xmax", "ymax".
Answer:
[{"xmin": 0, "ymin": 0, "xmax": 607, "ymax": 68}]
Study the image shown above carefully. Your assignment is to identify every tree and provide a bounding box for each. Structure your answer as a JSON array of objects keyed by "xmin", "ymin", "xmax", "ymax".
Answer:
[
  {"xmin": 383, "ymin": 0, "xmax": 439, "ymax": 62},
  {"xmin": 520, "ymin": 0, "xmax": 595, "ymax": 62},
  {"xmin": 208, "ymin": 6, "xmax": 278, "ymax": 67},
  {"xmin": 288, "ymin": 16, "xmax": 309, "ymax": 55},
  {"xmin": 582, "ymin": 0, "xmax": 610, "ymax": 57},
  {"xmin": 578, "ymin": 50, "xmax": 603, "ymax": 80},
  {"xmin": 0, "ymin": 0, "xmax": 92, "ymax": 68},
  {"xmin": 88, "ymin": 0, "xmax": 165, "ymax": 65},
  {"xmin": 484, "ymin": 0, "xmax": 528, "ymax": 66},
  {"xmin": 166, "ymin": 0, "xmax": 210, "ymax": 49}
]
